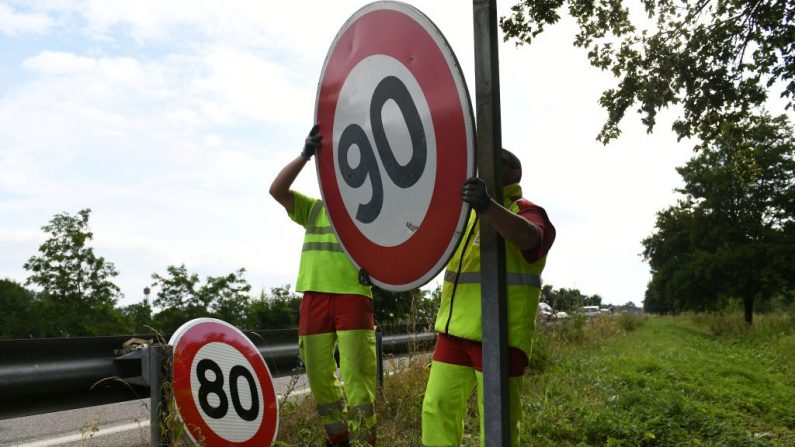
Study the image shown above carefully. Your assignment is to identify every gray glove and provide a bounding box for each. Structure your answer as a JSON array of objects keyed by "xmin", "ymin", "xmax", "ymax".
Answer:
[
  {"xmin": 301, "ymin": 124, "xmax": 322, "ymax": 159},
  {"xmin": 461, "ymin": 177, "xmax": 491, "ymax": 213}
]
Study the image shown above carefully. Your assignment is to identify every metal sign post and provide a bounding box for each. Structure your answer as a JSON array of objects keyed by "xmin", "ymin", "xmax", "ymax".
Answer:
[{"xmin": 473, "ymin": 0, "xmax": 510, "ymax": 445}]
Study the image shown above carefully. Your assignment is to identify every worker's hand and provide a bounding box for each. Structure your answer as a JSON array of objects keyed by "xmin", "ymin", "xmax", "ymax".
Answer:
[
  {"xmin": 301, "ymin": 124, "xmax": 322, "ymax": 160},
  {"xmin": 461, "ymin": 177, "xmax": 491, "ymax": 213},
  {"xmin": 359, "ymin": 269, "xmax": 372, "ymax": 286}
]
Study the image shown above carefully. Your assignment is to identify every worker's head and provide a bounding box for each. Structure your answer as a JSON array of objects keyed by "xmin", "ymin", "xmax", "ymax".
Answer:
[{"xmin": 501, "ymin": 148, "xmax": 522, "ymax": 185}]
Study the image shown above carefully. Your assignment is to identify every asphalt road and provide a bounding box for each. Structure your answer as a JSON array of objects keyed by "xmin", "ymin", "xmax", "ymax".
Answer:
[
  {"xmin": 0, "ymin": 349, "xmax": 430, "ymax": 447},
  {"xmin": 0, "ymin": 374, "xmax": 311, "ymax": 447}
]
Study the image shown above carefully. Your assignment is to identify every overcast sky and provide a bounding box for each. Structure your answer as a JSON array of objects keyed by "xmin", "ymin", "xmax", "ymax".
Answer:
[{"xmin": 0, "ymin": 0, "xmax": 704, "ymax": 307}]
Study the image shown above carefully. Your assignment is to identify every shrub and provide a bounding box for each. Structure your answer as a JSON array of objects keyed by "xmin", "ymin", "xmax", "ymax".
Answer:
[{"xmin": 616, "ymin": 313, "xmax": 646, "ymax": 332}]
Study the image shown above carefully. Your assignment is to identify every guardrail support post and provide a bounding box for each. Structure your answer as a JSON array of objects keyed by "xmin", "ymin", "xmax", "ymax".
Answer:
[{"xmin": 146, "ymin": 343, "xmax": 171, "ymax": 446}]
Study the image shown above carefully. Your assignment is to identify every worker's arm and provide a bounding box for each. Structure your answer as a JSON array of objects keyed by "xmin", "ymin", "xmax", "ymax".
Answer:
[
  {"xmin": 268, "ymin": 125, "xmax": 321, "ymax": 214},
  {"xmin": 461, "ymin": 177, "xmax": 540, "ymax": 251},
  {"xmin": 269, "ymin": 155, "xmax": 309, "ymax": 213}
]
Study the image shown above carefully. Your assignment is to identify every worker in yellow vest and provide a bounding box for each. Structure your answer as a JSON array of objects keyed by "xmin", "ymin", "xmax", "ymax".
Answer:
[
  {"xmin": 421, "ymin": 149, "xmax": 556, "ymax": 447},
  {"xmin": 270, "ymin": 125, "xmax": 377, "ymax": 447}
]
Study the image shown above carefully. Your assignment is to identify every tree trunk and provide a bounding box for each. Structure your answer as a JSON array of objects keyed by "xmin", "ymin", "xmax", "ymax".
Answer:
[{"xmin": 743, "ymin": 297, "xmax": 754, "ymax": 325}]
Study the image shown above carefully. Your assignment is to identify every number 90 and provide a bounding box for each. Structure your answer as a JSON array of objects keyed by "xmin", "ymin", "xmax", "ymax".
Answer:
[{"xmin": 337, "ymin": 75, "xmax": 427, "ymax": 224}]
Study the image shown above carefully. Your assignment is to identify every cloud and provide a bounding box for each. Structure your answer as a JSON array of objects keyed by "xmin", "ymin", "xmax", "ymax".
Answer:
[
  {"xmin": 0, "ymin": 2, "xmax": 51, "ymax": 36},
  {"xmin": 22, "ymin": 51, "xmax": 97, "ymax": 74},
  {"xmin": 1, "ymin": 42, "xmax": 317, "ymax": 304},
  {"xmin": 0, "ymin": 0, "xmax": 705, "ymax": 308},
  {"xmin": 187, "ymin": 45, "xmax": 315, "ymax": 126}
]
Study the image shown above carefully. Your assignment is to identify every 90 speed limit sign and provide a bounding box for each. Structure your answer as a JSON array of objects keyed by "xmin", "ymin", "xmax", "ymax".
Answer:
[
  {"xmin": 170, "ymin": 318, "xmax": 278, "ymax": 446},
  {"xmin": 315, "ymin": 1, "xmax": 475, "ymax": 291}
]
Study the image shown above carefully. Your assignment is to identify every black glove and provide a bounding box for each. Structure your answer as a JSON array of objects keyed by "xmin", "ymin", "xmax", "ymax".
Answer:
[
  {"xmin": 461, "ymin": 177, "xmax": 491, "ymax": 213},
  {"xmin": 301, "ymin": 124, "xmax": 322, "ymax": 159},
  {"xmin": 358, "ymin": 269, "xmax": 372, "ymax": 286}
]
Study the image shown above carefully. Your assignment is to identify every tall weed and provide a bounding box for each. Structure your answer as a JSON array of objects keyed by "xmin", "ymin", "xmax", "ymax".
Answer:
[
  {"xmin": 690, "ymin": 311, "xmax": 795, "ymax": 339},
  {"xmin": 690, "ymin": 312, "xmax": 749, "ymax": 336},
  {"xmin": 276, "ymin": 312, "xmax": 651, "ymax": 445},
  {"xmin": 616, "ymin": 313, "xmax": 646, "ymax": 332}
]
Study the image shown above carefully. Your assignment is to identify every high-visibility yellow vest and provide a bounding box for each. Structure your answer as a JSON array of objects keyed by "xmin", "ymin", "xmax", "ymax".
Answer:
[
  {"xmin": 289, "ymin": 191, "xmax": 372, "ymax": 298},
  {"xmin": 433, "ymin": 184, "xmax": 546, "ymax": 359}
]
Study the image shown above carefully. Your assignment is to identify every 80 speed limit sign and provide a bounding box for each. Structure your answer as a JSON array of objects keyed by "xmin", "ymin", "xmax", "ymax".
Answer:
[
  {"xmin": 315, "ymin": 1, "xmax": 475, "ymax": 291},
  {"xmin": 170, "ymin": 318, "xmax": 278, "ymax": 446}
]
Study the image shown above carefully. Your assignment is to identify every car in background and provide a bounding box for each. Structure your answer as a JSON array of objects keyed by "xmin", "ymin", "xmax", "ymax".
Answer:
[
  {"xmin": 537, "ymin": 302, "xmax": 553, "ymax": 321},
  {"xmin": 581, "ymin": 305, "xmax": 601, "ymax": 317}
]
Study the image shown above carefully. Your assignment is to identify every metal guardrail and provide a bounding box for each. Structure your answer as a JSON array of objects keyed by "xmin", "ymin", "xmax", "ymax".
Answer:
[{"xmin": 0, "ymin": 326, "xmax": 436, "ymax": 420}]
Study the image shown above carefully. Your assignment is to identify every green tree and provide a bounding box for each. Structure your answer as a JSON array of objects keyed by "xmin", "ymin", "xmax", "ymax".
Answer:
[
  {"xmin": 643, "ymin": 113, "xmax": 795, "ymax": 323},
  {"xmin": 120, "ymin": 297, "xmax": 154, "ymax": 334},
  {"xmin": 373, "ymin": 287, "xmax": 437, "ymax": 326},
  {"xmin": 542, "ymin": 285, "xmax": 591, "ymax": 312},
  {"xmin": 246, "ymin": 285, "xmax": 302, "ymax": 330},
  {"xmin": 502, "ymin": 0, "xmax": 795, "ymax": 143},
  {"xmin": 150, "ymin": 264, "xmax": 251, "ymax": 332},
  {"xmin": 150, "ymin": 265, "xmax": 204, "ymax": 333},
  {"xmin": 205, "ymin": 269, "xmax": 251, "ymax": 327},
  {"xmin": 0, "ymin": 279, "xmax": 38, "ymax": 339},
  {"xmin": 23, "ymin": 209, "xmax": 126, "ymax": 336},
  {"xmin": 643, "ymin": 279, "xmax": 674, "ymax": 314},
  {"xmin": 584, "ymin": 293, "xmax": 603, "ymax": 307}
]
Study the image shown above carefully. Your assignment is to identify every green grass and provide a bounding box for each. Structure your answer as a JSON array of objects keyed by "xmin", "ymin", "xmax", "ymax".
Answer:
[
  {"xmin": 521, "ymin": 315, "xmax": 795, "ymax": 446},
  {"xmin": 275, "ymin": 314, "xmax": 795, "ymax": 446}
]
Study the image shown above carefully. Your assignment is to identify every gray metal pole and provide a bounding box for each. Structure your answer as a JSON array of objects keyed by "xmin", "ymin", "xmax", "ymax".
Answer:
[
  {"xmin": 148, "ymin": 344, "xmax": 169, "ymax": 446},
  {"xmin": 473, "ymin": 0, "xmax": 510, "ymax": 446},
  {"xmin": 375, "ymin": 325, "xmax": 384, "ymax": 395}
]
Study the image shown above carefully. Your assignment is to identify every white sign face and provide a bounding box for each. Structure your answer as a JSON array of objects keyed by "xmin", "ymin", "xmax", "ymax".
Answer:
[
  {"xmin": 189, "ymin": 342, "xmax": 264, "ymax": 442},
  {"xmin": 333, "ymin": 54, "xmax": 437, "ymax": 247},
  {"xmin": 170, "ymin": 318, "xmax": 278, "ymax": 447}
]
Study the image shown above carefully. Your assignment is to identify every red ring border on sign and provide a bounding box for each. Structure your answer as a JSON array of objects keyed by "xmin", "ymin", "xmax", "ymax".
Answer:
[
  {"xmin": 315, "ymin": 2, "xmax": 475, "ymax": 290},
  {"xmin": 170, "ymin": 318, "xmax": 278, "ymax": 447}
]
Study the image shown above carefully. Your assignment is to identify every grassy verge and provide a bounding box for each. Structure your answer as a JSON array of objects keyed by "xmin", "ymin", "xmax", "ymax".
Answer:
[{"xmin": 275, "ymin": 313, "xmax": 795, "ymax": 446}]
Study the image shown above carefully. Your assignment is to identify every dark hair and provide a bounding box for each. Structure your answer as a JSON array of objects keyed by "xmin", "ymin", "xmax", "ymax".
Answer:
[{"xmin": 501, "ymin": 148, "xmax": 522, "ymax": 183}]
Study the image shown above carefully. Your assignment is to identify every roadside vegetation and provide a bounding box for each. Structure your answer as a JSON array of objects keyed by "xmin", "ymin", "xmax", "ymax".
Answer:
[{"xmin": 275, "ymin": 312, "xmax": 794, "ymax": 447}]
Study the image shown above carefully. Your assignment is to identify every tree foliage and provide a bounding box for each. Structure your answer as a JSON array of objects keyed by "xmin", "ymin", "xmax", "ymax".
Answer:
[
  {"xmin": 3, "ymin": 211, "xmax": 467, "ymax": 338},
  {"xmin": 149, "ymin": 264, "xmax": 251, "ymax": 332},
  {"xmin": 502, "ymin": 0, "xmax": 795, "ymax": 143},
  {"xmin": 642, "ymin": 112, "xmax": 795, "ymax": 322},
  {"xmin": 0, "ymin": 279, "xmax": 38, "ymax": 339},
  {"xmin": 540, "ymin": 284, "xmax": 604, "ymax": 312},
  {"xmin": 373, "ymin": 286, "xmax": 439, "ymax": 327},
  {"xmin": 119, "ymin": 298, "xmax": 154, "ymax": 335},
  {"xmin": 246, "ymin": 285, "xmax": 302, "ymax": 330},
  {"xmin": 23, "ymin": 209, "xmax": 126, "ymax": 336},
  {"xmin": 24, "ymin": 209, "xmax": 120, "ymax": 306}
]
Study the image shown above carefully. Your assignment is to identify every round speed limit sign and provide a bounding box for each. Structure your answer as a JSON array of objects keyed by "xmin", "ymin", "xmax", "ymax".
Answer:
[
  {"xmin": 315, "ymin": 1, "xmax": 475, "ymax": 291},
  {"xmin": 170, "ymin": 318, "xmax": 278, "ymax": 446}
]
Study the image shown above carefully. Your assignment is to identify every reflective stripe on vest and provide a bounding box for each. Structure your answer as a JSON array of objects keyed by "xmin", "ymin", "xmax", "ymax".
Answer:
[
  {"xmin": 443, "ymin": 270, "xmax": 542, "ymax": 288},
  {"xmin": 435, "ymin": 187, "xmax": 547, "ymax": 359},
  {"xmin": 302, "ymin": 201, "xmax": 343, "ymax": 252},
  {"xmin": 306, "ymin": 226, "xmax": 335, "ymax": 234},
  {"xmin": 302, "ymin": 241, "xmax": 344, "ymax": 253},
  {"xmin": 305, "ymin": 201, "xmax": 335, "ymax": 234},
  {"xmin": 307, "ymin": 200, "xmax": 324, "ymax": 227}
]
